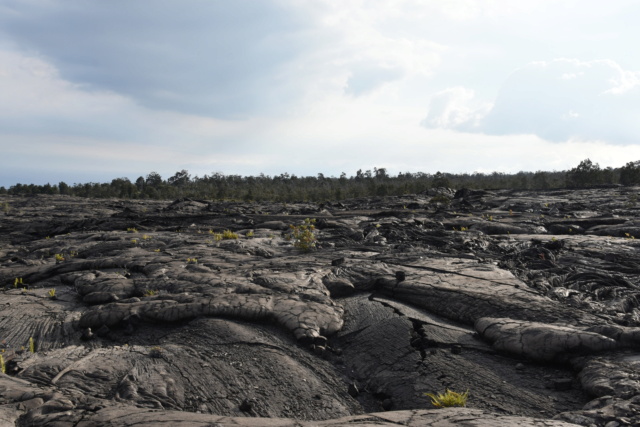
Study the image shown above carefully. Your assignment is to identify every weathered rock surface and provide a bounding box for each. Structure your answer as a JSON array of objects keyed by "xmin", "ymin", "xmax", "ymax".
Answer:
[{"xmin": 2, "ymin": 188, "xmax": 640, "ymax": 425}]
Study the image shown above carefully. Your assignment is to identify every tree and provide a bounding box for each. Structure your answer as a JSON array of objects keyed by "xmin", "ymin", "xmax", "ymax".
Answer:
[
  {"xmin": 168, "ymin": 170, "xmax": 191, "ymax": 187},
  {"xmin": 432, "ymin": 171, "xmax": 451, "ymax": 188},
  {"xmin": 566, "ymin": 159, "xmax": 602, "ymax": 187},
  {"xmin": 620, "ymin": 161, "xmax": 640, "ymax": 186},
  {"xmin": 374, "ymin": 167, "xmax": 388, "ymax": 180},
  {"xmin": 58, "ymin": 181, "xmax": 70, "ymax": 195},
  {"xmin": 146, "ymin": 172, "xmax": 163, "ymax": 187},
  {"xmin": 135, "ymin": 176, "xmax": 145, "ymax": 191},
  {"xmin": 531, "ymin": 171, "xmax": 550, "ymax": 189},
  {"xmin": 111, "ymin": 178, "xmax": 136, "ymax": 198}
]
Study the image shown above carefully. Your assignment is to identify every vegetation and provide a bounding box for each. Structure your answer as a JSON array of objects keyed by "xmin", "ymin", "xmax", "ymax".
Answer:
[
  {"xmin": 286, "ymin": 218, "xmax": 317, "ymax": 251},
  {"xmin": 2, "ymin": 160, "xmax": 639, "ymax": 202},
  {"xmin": 0, "ymin": 354, "xmax": 4, "ymax": 374},
  {"xmin": 48, "ymin": 289, "xmax": 56, "ymax": 299},
  {"xmin": 221, "ymin": 230, "xmax": 238, "ymax": 239},
  {"xmin": 29, "ymin": 337, "xmax": 35, "ymax": 353},
  {"xmin": 424, "ymin": 389, "xmax": 469, "ymax": 408}
]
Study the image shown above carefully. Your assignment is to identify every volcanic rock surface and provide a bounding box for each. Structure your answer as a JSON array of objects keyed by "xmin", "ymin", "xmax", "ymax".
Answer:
[{"xmin": 2, "ymin": 187, "xmax": 640, "ymax": 426}]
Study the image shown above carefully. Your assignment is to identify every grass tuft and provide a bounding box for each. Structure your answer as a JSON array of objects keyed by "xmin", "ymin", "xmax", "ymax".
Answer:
[{"xmin": 424, "ymin": 389, "xmax": 469, "ymax": 408}]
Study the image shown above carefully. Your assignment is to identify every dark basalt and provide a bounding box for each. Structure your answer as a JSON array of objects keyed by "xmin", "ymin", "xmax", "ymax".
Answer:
[{"xmin": 2, "ymin": 187, "xmax": 640, "ymax": 426}]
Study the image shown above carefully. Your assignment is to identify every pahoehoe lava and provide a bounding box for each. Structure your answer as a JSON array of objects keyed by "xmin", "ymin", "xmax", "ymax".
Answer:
[{"xmin": 2, "ymin": 187, "xmax": 640, "ymax": 426}]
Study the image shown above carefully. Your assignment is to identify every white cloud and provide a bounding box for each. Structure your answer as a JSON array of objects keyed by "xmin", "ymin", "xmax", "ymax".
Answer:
[
  {"xmin": 425, "ymin": 59, "xmax": 640, "ymax": 144},
  {"xmin": 422, "ymin": 87, "xmax": 492, "ymax": 130}
]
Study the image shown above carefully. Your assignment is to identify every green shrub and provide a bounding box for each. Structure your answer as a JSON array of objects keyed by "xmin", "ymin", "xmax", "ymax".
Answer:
[
  {"xmin": 424, "ymin": 389, "xmax": 469, "ymax": 408},
  {"xmin": 286, "ymin": 218, "xmax": 317, "ymax": 251},
  {"xmin": 222, "ymin": 230, "xmax": 238, "ymax": 239}
]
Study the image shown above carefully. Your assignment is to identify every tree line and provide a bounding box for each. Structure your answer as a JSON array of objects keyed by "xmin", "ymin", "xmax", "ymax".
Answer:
[{"xmin": 2, "ymin": 160, "xmax": 639, "ymax": 202}]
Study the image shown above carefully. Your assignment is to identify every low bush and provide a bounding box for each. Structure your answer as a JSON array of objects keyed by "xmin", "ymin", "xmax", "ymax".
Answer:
[{"xmin": 286, "ymin": 218, "xmax": 317, "ymax": 251}]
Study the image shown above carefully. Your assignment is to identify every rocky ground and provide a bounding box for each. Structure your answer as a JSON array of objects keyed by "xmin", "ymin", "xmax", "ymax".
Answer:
[{"xmin": 1, "ymin": 187, "xmax": 640, "ymax": 426}]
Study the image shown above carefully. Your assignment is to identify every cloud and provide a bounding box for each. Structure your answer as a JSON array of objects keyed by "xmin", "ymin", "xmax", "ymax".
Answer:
[
  {"xmin": 483, "ymin": 59, "xmax": 640, "ymax": 143},
  {"xmin": 344, "ymin": 64, "xmax": 404, "ymax": 96},
  {"xmin": 422, "ymin": 87, "xmax": 492, "ymax": 130},
  {"xmin": 0, "ymin": 0, "xmax": 315, "ymax": 118},
  {"xmin": 425, "ymin": 59, "xmax": 640, "ymax": 144}
]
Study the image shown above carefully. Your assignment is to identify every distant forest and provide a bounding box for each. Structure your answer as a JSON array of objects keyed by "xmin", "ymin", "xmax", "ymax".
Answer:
[{"xmin": 3, "ymin": 159, "xmax": 640, "ymax": 202}]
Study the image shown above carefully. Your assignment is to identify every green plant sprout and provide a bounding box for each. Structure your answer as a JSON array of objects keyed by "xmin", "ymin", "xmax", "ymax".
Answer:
[
  {"xmin": 144, "ymin": 289, "xmax": 158, "ymax": 297},
  {"xmin": 0, "ymin": 354, "xmax": 5, "ymax": 374},
  {"xmin": 29, "ymin": 337, "xmax": 35, "ymax": 353},
  {"xmin": 54, "ymin": 253, "xmax": 65, "ymax": 262},
  {"xmin": 246, "ymin": 230, "xmax": 255, "ymax": 238},
  {"xmin": 127, "ymin": 227, "xmax": 138, "ymax": 233},
  {"xmin": 48, "ymin": 289, "xmax": 56, "ymax": 299},
  {"xmin": 14, "ymin": 278, "xmax": 23, "ymax": 288},
  {"xmin": 424, "ymin": 389, "xmax": 469, "ymax": 408},
  {"xmin": 186, "ymin": 257, "xmax": 198, "ymax": 264}
]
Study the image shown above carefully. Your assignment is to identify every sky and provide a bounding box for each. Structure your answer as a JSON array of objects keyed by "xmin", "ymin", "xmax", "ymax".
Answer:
[{"xmin": 1, "ymin": 0, "xmax": 640, "ymax": 187}]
